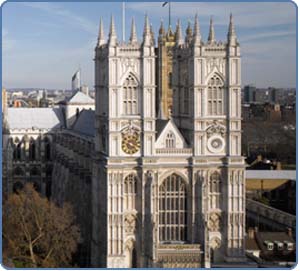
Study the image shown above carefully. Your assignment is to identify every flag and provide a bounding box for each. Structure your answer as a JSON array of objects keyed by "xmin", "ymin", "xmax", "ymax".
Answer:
[
  {"xmin": 71, "ymin": 70, "xmax": 81, "ymax": 92},
  {"xmin": 162, "ymin": 1, "xmax": 168, "ymax": 7}
]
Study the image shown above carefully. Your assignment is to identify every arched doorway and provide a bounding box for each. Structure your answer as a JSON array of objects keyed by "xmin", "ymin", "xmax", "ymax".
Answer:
[
  {"xmin": 210, "ymin": 237, "xmax": 222, "ymax": 263},
  {"xmin": 124, "ymin": 239, "xmax": 136, "ymax": 268}
]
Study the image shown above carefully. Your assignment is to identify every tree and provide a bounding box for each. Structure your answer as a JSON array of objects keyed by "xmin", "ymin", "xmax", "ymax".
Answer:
[{"xmin": 3, "ymin": 183, "xmax": 80, "ymax": 268}]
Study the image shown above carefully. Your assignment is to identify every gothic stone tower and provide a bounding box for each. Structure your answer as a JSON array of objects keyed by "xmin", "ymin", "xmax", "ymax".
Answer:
[
  {"xmin": 92, "ymin": 14, "xmax": 245, "ymax": 268},
  {"xmin": 172, "ymin": 15, "xmax": 245, "ymax": 266}
]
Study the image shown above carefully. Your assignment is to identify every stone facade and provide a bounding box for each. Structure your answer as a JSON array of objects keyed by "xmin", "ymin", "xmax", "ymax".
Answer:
[
  {"xmin": 2, "ymin": 12, "xmax": 245, "ymax": 269},
  {"xmin": 92, "ymin": 14, "xmax": 245, "ymax": 268}
]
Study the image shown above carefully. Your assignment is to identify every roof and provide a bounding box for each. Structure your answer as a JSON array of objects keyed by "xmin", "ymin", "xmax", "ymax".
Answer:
[
  {"xmin": 256, "ymin": 232, "xmax": 294, "ymax": 244},
  {"xmin": 245, "ymin": 170, "xmax": 296, "ymax": 181},
  {"xmin": 66, "ymin": 90, "xmax": 94, "ymax": 104},
  {"xmin": 246, "ymin": 237, "xmax": 260, "ymax": 251},
  {"xmin": 72, "ymin": 109, "xmax": 95, "ymax": 137},
  {"xmin": 156, "ymin": 119, "xmax": 169, "ymax": 138},
  {"xmin": 7, "ymin": 107, "xmax": 64, "ymax": 130}
]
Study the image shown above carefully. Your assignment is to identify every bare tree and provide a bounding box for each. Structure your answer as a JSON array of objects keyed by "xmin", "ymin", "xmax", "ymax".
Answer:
[{"xmin": 3, "ymin": 183, "xmax": 80, "ymax": 268}]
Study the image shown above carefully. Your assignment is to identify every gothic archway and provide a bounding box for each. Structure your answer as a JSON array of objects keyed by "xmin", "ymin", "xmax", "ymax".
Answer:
[{"xmin": 124, "ymin": 239, "xmax": 136, "ymax": 268}]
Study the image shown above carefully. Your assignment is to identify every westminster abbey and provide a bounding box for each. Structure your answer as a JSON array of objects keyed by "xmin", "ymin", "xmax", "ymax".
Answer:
[{"xmin": 2, "ymin": 13, "xmax": 245, "ymax": 268}]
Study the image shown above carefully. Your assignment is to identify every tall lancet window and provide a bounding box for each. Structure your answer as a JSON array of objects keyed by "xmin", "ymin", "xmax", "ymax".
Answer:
[
  {"xmin": 209, "ymin": 171, "xmax": 221, "ymax": 209},
  {"xmin": 166, "ymin": 132, "xmax": 176, "ymax": 148},
  {"xmin": 207, "ymin": 74, "xmax": 224, "ymax": 116},
  {"xmin": 159, "ymin": 174, "xmax": 187, "ymax": 242},
  {"xmin": 123, "ymin": 74, "xmax": 139, "ymax": 115},
  {"xmin": 124, "ymin": 174, "xmax": 137, "ymax": 210}
]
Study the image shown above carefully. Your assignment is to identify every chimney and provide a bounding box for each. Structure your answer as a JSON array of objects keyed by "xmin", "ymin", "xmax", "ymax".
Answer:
[
  {"xmin": 287, "ymin": 227, "xmax": 293, "ymax": 238},
  {"xmin": 276, "ymin": 161, "xmax": 282, "ymax": 170},
  {"xmin": 248, "ymin": 228, "xmax": 255, "ymax": 239},
  {"xmin": 257, "ymin": 154, "xmax": 262, "ymax": 162}
]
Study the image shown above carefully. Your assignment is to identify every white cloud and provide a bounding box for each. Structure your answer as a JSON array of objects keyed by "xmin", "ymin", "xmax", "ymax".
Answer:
[
  {"xmin": 127, "ymin": 2, "xmax": 296, "ymax": 28},
  {"xmin": 21, "ymin": 2, "xmax": 97, "ymax": 34},
  {"xmin": 2, "ymin": 28, "xmax": 15, "ymax": 52}
]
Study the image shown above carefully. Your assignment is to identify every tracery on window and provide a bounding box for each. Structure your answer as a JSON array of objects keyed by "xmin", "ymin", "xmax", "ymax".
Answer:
[
  {"xmin": 29, "ymin": 138, "xmax": 36, "ymax": 161},
  {"xmin": 183, "ymin": 87, "xmax": 189, "ymax": 114},
  {"xmin": 209, "ymin": 171, "xmax": 221, "ymax": 209},
  {"xmin": 124, "ymin": 174, "xmax": 137, "ymax": 210},
  {"xmin": 207, "ymin": 74, "xmax": 224, "ymax": 116},
  {"xmin": 123, "ymin": 74, "xmax": 139, "ymax": 115},
  {"xmin": 166, "ymin": 132, "xmax": 176, "ymax": 148},
  {"xmin": 159, "ymin": 174, "xmax": 187, "ymax": 242}
]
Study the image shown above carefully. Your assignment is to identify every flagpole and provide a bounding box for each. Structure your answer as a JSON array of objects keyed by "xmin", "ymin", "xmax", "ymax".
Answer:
[
  {"xmin": 122, "ymin": 2, "xmax": 125, "ymax": 42},
  {"xmin": 169, "ymin": 1, "xmax": 171, "ymax": 28}
]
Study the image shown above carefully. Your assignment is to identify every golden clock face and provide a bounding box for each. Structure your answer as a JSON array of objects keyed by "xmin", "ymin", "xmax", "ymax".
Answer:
[{"xmin": 122, "ymin": 133, "xmax": 140, "ymax": 154}]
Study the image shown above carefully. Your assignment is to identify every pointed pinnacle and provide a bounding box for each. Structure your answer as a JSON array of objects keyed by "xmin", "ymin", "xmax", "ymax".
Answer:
[
  {"xmin": 97, "ymin": 17, "xmax": 105, "ymax": 46},
  {"xmin": 129, "ymin": 17, "xmax": 138, "ymax": 44},
  {"xmin": 228, "ymin": 13, "xmax": 237, "ymax": 45},
  {"xmin": 193, "ymin": 13, "xmax": 201, "ymax": 44},
  {"xmin": 176, "ymin": 19, "xmax": 183, "ymax": 46},
  {"xmin": 208, "ymin": 16, "xmax": 215, "ymax": 44}
]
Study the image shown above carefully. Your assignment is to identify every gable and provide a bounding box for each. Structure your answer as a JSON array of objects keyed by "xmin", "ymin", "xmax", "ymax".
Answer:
[
  {"xmin": 67, "ymin": 91, "xmax": 94, "ymax": 104},
  {"xmin": 155, "ymin": 120, "xmax": 187, "ymax": 149}
]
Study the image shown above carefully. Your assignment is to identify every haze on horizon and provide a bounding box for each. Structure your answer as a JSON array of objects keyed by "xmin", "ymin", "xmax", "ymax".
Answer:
[{"xmin": 2, "ymin": 1, "xmax": 297, "ymax": 90}]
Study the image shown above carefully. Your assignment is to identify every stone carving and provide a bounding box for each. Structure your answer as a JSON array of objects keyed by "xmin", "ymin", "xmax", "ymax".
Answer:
[
  {"xmin": 210, "ymin": 237, "xmax": 221, "ymax": 250},
  {"xmin": 206, "ymin": 120, "xmax": 226, "ymax": 138},
  {"xmin": 208, "ymin": 213, "xmax": 221, "ymax": 232},
  {"xmin": 124, "ymin": 213, "xmax": 136, "ymax": 234}
]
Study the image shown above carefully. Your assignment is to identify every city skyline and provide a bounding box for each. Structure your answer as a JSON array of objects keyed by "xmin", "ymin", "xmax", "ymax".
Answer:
[{"xmin": 3, "ymin": 1, "xmax": 297, "ymax": 89}]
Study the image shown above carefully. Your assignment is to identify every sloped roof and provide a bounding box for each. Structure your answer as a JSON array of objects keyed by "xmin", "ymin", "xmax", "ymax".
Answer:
[
  {"xmin": 66, "ymin": 91, "xmax": 94, "ymax": 104},
  {"xmin": 156, "ymin": 119, "xmax": 169, "ymax": 138},
  {"xmin": 245, "ymin": 170, "xmax": 296, "ymax": 181},
  {"xmin": 246, "ymin": 237, "xmax": 260, "ymax": 251},
  {"xmin": 72, "ymin": 109, "xmax": 95, "ymax": 137},
  {"xmin": 7, "ymin": 108, "xmax": 64, "ymax": 130}
]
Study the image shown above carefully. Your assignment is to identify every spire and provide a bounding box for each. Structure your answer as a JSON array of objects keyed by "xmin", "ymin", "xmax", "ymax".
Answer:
[
  {"xmin": 185, "ymin": 20, "xmax": 193, "ymax": 44},
  {"xmin": 143, "ymin": 14, "xmax": 151, "ymax": 46},
  {"xmin": 97, "ymin": 18, "xmax": 105, "ymax": 47},
  {"xmin": 208, "ymin": 16, "xmax": 215, "ymax": 44},
  {"xmin": 176, "ymin": 19, "xmax": 183, "ymax": 46},
  {"xmin": 193, "ymin": 14, "xmax": 201, "ymax": 45},
  {"xmin": 150, "ymin": 23, "xmax": 155, "ymax": 46},
  {"xmin": 228, "ymin": 13, "xmax": 237, "ymax": 46},
  {"xmin": 129, "ymin": 18, "xmax": 138, "ymax": 44},
  {"xmin": 108, "ymin": 15, "xmax": 117, "ymax": 46},
  {"xmin": 159, "ymin": 19, "xmax": 165, "ymax": 36}
]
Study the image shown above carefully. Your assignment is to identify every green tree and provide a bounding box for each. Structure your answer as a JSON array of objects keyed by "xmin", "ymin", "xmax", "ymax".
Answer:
[{"xmin": 3, "ymin": 183, "xmax": 80, "ymax": 268}]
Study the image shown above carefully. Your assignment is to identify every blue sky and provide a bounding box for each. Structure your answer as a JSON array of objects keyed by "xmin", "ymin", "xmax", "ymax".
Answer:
[{"xmin": 2, "ymin": 1, "xmax": 297, "ymax": 89}]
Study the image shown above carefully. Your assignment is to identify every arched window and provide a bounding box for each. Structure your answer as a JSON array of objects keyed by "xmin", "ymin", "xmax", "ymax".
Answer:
[
  {"xmin": 207, "ymin": 74, "xmax": 224, "ymax": 116},
  {"xmin": 166, "ymin": 132, "xmax": 176, "ymax": 148},
  {"xmin": 168, "ymin": 72, "xmax": 172, "ymax": 87},
  {"xmin": 30, "ymin": 167, "xmax": 40, "ymax": 176},
  {"xmin": 209, "ymin": 171, "xmax": 221, "ymax": 209},
  {"xmin": 159, "ymin": 174, "xmax": 187, "ymax": 242},
  {"xmin": 124, "ymin": 174, "xmax": 137, "ymax": 210},
  {"xmin": 183, "ymin": 87, "xmax": 189, "ymax": 114},
  {"xmin": 44, "ymin": 137, "xmax": 51, "ymax": 161},
  {"xmin": 13, "ymin": 167, "xmax": 24, "ymax": 176},
  {"xmin": 123, "ymin": 74, "xmax": 138, "ymax": 115},
  {"xmin": 29, "ymin": 139, "xmax": 36, "ymax": 161},
  {"xmin": 13, "ymin": 138, "xmax": 22, "ymax": 160},
  {"xmin": 16, "ymin": 143, "xmax": 22, "ymax": 160}
]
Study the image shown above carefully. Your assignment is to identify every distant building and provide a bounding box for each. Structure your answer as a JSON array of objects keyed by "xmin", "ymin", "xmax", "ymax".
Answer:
[
  {"xmin": 246, "ymin": 227, "xmax": 295, "ymax": 267},
  {"xmin": 244, "ymin": 85, "xmax": 256, "ymax": 103}
]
